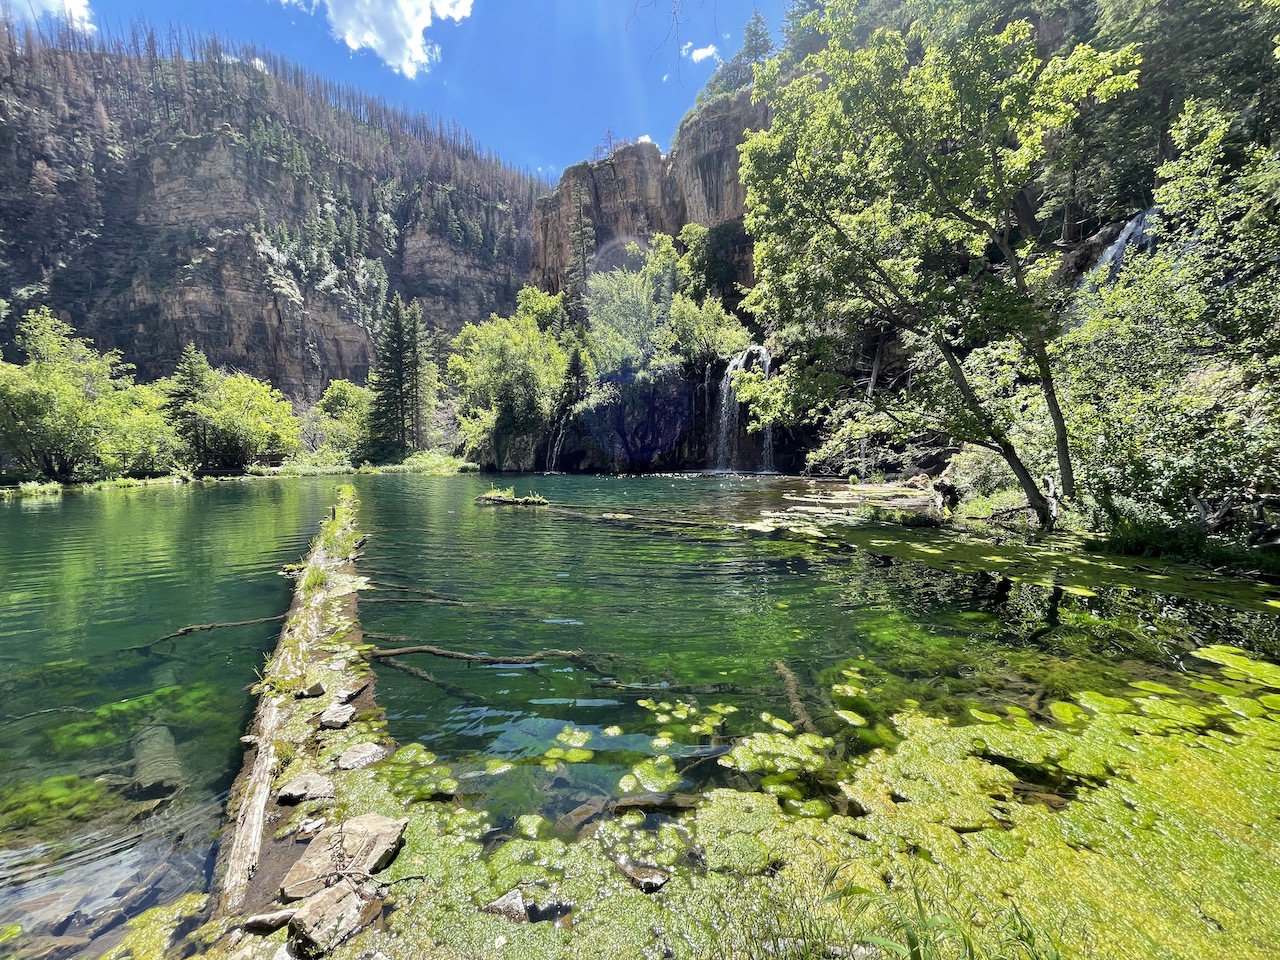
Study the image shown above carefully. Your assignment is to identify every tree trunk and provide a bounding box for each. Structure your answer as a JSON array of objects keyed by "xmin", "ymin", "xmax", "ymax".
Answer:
[
  {"xmin": 1029, "ymin": 339, "xmax": 1076, "ymax": 500},
  {"xmin": 933, "ymin": 335, "xmax": 1057, "ymax": 530}
]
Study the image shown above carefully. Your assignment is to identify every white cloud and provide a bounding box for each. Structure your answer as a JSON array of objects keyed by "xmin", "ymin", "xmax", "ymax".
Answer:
[
  {"xmin": 282, "ymin": 0, "xmax": 475, "ymax": 77},
  {"xmin": 690, "ymin": 44, "xmax": 718, "ymax": 63},
  {"xmin": 20, "ymin": 0, "xmax": 94, "ymax": 30},
  {"xmin": 680, "ymin": 41, "xmax": 693, "ymax": 57},
  {"xmin": 637, "ymin": 134, "xmax": 652, "ymax": 144}
]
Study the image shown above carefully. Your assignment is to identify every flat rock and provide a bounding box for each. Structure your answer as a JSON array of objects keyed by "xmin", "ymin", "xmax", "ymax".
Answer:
[
  {"xmin": 280, "ymin": 814, "xmax": 407, "ymax": 901},
  {"xmin": 295, "ymin": 680, "xmax": 326, "ymax": 699},
  {"xmin": 289, "ymin": 879, "xmax": 382, "ymax": 955},
  {"xmin": 482, "ymin": 888, "xmax": 528, "ymax": 922},
  {"xmin": 277, "ymin": 773, "xmax": 335, "ymax": 805},
  {"xmin": 335, "ymin": 741, "xmax": 389, "ymax": 770},
  {"xmin": 335, "ymin": 679, "xmax": 369, "ymax": 703},
  {"xmin": 614, "ymin": 856, "xmax": 669, "ymax": 893},
  {"xmin": 243, "ymin": 908, "xmax": 297, "ymax": 933},
  {"xmin": 318, "ymin": 703, "xmax": 356, "ymax": 729}
]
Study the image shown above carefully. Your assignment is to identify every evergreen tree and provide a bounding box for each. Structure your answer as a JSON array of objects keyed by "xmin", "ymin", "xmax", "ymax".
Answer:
[{"xmin": 367, "ymin": 294, "xmax": 428, "ymax": 461}]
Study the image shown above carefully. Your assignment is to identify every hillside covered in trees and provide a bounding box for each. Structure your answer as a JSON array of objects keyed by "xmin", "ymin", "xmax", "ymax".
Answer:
[{"xmin": 0, "ymin": 15, "xmax": 546, "ymax": 399}]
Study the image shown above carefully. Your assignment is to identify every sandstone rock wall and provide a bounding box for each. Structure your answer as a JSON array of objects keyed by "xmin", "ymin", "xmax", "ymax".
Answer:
[{"xmin": 531, "ymin": 89, "xmax": 770, "ymax": 295}]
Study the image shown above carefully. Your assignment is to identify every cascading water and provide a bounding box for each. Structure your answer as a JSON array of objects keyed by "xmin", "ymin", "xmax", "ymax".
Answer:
[
  {"xmin": 546, "ymin": 414, "xmax": 568, "ymax": 473},
  {"xmin": 1085, "ymin": 208, "xmax": 1159, "ymax": 286},
  {"xmin": 713, "ymin": 344, "xmax": 775, "ymax": 473}
]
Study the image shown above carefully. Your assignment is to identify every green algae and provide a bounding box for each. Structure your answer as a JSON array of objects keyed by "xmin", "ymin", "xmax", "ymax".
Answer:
[
  {"xmin": 99, "ymin": 893, "xmax": 207, "ymax": 960},
  {"xmin": 0, "ymin": 773, "xmax": 119, "ymax": 841}
]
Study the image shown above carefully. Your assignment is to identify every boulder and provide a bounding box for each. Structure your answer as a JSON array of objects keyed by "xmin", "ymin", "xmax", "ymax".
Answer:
[
  {"xmin": 280, "ymin": 814, "xmax": 407, "ymax": 901},
  {"xmin": 288, "ymin": 880, "xmax": 382, "ymax": 955}
]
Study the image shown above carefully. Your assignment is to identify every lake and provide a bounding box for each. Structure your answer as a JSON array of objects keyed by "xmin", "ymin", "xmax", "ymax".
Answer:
[{"xmin": 3, "ymin": 473, "xmax": 1279, "ymax": 954}]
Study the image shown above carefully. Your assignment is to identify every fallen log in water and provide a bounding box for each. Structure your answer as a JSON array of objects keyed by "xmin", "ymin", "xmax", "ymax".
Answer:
[
  {"xmin": 129, "ymin": 723, "xmax": 185, "ymax": 800},
  {"xmin": 774, "ymin": 660, "xmax": 817, "ymax": 733}
]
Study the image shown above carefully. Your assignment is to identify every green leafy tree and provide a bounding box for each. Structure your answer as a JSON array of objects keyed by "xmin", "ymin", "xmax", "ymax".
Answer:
[
  {"xmin": 300, "ymin": 379, "xmax": 371, "ymax": 465},
  {"xmin": 162, "ymin": 343, "xmax": 299, "ymax": 472},
  {"xmin": 449, "ymin": 289, "xmax": 568, "ymax": 470},
  {"xmin": 0, "ymin": 308, "xmax": 175, "ymax": 481},
  {"xmin": 1064, "ymin": 103, "xmax": 1280, "ymax": 535},
  {"xmin": 742, "ymin": 5, "xmax": 1139, "ymax": 526}
]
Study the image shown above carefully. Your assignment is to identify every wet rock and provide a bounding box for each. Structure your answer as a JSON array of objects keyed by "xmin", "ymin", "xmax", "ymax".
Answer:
[
  {"xmin": 277, "ymin": 773, "xmax": 335, "ymax": 805},
  {"xmin": 482, "ymin": 889, "xmax": 529, "ymax": 922},
  {"xmin": 318, "ymin": 703, "xmax": 356, "ymax": 729},
  {"xmin": 481, "ymin": 889, "xmax": 573, "ymax": 924},
  {"xmin": 335, "ymin": 680, "xmax": 369, "ymax": 703},
  {"xmin": 614, "ymin": 856, "xmax": 670, "ymax": 893},
  {"xmin": 612, "ymin": 792, "xmax": 700, "ymax": 813},
  {"xmin": 280, "ymin": 814, "xmax": 407, "ymax": 901},
  {"xmin": 336, "ymin": 742, "xmax": 390, "ymax": 770},
  {"xmin": 288, "ymin": 879, "xmax": 383, "ymax": 955},
  {"xmin": 296, "ymin": 680, "xmax": 326, "ymax": 699},
  {"xmin": 243, "ymin": 908, "xmax": 297, "ymax": 933},
  {"xmin": 552, "ymin": 797, "xmax": 608, "ymax": 836}
]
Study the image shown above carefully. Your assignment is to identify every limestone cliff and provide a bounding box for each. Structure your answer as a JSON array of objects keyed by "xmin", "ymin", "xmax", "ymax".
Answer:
[{"xmin": 531, "ymin": 89, "xmax": 770, "ymax": 298}]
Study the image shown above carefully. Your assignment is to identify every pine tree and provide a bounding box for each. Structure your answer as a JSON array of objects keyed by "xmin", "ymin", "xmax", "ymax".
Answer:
[
  {"xmin": 367, "ymin": 294, "xmax": 428, "ymax": 461},
  {"xmin": 564, "ymin": 181, "xmax": 596, "ymax": 326}
]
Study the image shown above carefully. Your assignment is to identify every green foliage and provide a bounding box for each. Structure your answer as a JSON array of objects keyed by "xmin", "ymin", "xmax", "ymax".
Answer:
[
  {"xmin": 0, "ymin": 308, "xmax": 179, "ymax": 481},
  {"xmin": 448, "ymin": 288, "xmax": 569, "ymax": 470},
  {"xmin": 161, "ymin": 344, "xmax": 299, "ymax": 473},
  {"xmin": 743, "ymin": 5, "xmax": 1139, "ymax": 523},
  {"xmin": 298, "ymin": 378, "xmax": 371, "ymax": 467},
  {"xmin": 367, "ymin": 294, "xmax": 438, "ymax": 462},
  {"xmin": 1064, "ymin": 102, "xmax": 1280, "ymax": 537}
]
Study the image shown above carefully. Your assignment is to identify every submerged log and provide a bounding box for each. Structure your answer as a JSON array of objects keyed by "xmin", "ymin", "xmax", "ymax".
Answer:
[
  {"xmin": 774, "ymin": 661, "xmax": 816, "ymax": 734},
  {"xmin": 129, "ymin": 723, "xmax": 185, "ymax": 799}
]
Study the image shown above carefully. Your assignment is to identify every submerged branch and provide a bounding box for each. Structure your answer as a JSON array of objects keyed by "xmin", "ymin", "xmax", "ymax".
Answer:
[
  {"xmin": 364, "ymin": 634, "xmax": 618, "ymax": 672},
  {"xmin": 121, "ymin": 616, "xmax": 286, "ymax": 653},
  {"xmin": 380, "ymin": 657, "xmax": 484, "ymax": 703},
  {"xmin": 774, "ymin": 661, "xmax": 816, "ymax": 733},
  {"xmin": 590, "ymin": 678, "xmax": 757, "ymax": 695}
]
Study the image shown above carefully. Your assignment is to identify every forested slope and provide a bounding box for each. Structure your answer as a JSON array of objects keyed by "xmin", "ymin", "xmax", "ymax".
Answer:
[{"xmin": 0, "ymin": 17, "xmax": 546, "ymax": 399}]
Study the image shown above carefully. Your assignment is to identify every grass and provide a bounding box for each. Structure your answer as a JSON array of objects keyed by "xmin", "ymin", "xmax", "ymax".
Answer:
[
  {"xmin": 0, "ymin": 480, "xmax": 64, "ymax": 501},
  {"xmin": 475, "ymin": 486, "xmax": 549, "ymax": 506}
]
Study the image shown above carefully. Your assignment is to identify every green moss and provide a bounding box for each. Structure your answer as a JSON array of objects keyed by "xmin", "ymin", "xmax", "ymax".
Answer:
[{"xmin": 99, "ymin": 893, "xmax": 207, "ymax": 960}]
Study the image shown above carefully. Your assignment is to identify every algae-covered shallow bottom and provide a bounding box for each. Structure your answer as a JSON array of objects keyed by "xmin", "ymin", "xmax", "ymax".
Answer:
[{"xmin": 6, "ymin": 474, "xmax": 1280, "ymax": 959}]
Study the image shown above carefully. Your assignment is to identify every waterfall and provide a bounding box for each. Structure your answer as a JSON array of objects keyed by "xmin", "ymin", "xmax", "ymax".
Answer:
[
  {"xmin": 1089, "ymin": 208, "xmax": 1158, "ymax": 284},
  {"xmin": 713, "ymin": 345, "xmax": 775, "ymax": 473},
  {"xmin": 546, "ymin": 414, "xmax": 568, "ymax": 473}
]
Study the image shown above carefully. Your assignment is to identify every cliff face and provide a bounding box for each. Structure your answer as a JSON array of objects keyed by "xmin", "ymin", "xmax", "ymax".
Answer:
[
  {"xmin": 531, "ymin": 90, "xmax": 770, "ymax": 296},
  {"xmin": 0, "ymin": 22, "xmax": 542, "ymax": 400}
]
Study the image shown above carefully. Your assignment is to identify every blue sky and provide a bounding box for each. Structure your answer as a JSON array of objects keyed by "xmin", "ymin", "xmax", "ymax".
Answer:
[{"xmin": 24, "ymin": 0, "xmax": 788, "ymax": 179}]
